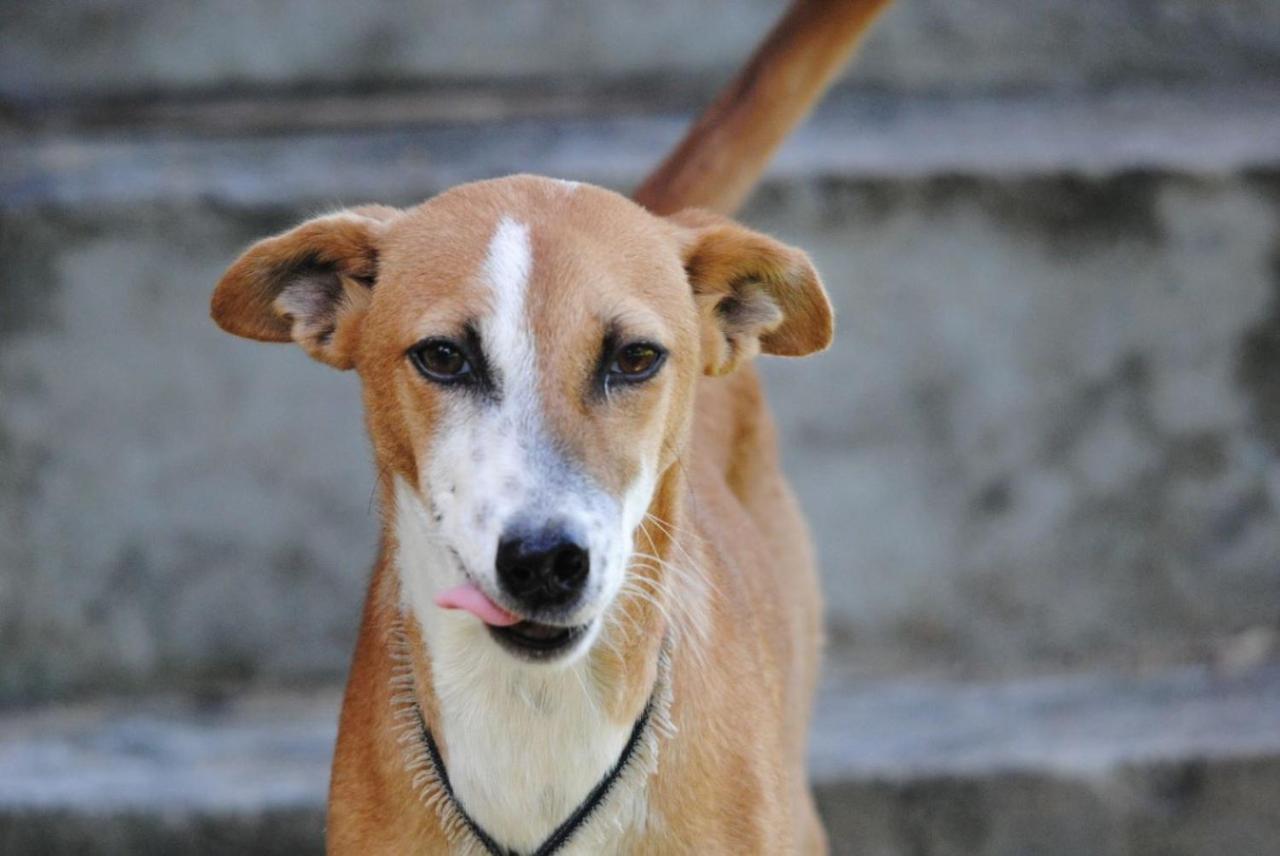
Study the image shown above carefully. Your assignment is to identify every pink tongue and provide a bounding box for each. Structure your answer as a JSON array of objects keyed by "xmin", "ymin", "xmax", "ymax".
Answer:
[{"xmin": 434, "ymin": 582, "xmax": 521, "ymax": 627}]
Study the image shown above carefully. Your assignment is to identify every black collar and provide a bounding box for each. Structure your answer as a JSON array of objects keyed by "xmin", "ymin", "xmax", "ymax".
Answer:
[{"xmin": 410, "ymin": 695, "xmax": 656, "ymax": 856}]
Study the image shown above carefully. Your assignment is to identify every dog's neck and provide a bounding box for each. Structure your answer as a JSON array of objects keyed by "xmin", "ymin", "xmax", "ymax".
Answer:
[{"xmin": 385, "ymin": 467, "xmax": 690, "ymax": 852}]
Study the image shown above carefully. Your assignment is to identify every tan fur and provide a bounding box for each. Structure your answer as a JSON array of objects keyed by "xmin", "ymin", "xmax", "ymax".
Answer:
[
  {"xmin": 634, "ymin": 0, "xmax": 895, "ymax": 216},
  {"xmin": 210, "ymin": 2, "xmax": 892, "ymax": 852},
  {"xmin": 214, "ymin": 177, "xmax": 827, "ymax": 854}
]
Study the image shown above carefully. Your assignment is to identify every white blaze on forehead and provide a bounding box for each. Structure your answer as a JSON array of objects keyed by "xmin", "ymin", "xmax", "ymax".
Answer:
[
  {"xmin": 412, "ymin": 216, "xmax": 545, "ymax": 595},
  {"xmin": 481, "ymin": 217, "xmax": 536, "ymax": 409}
]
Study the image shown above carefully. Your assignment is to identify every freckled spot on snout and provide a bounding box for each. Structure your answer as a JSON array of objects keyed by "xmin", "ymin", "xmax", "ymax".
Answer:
[{"xmin": 474, "ymin": 503, "xmax": 493, "ymax": 529}]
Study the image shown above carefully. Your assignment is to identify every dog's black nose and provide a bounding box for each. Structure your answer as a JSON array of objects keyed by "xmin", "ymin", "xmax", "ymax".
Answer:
[{"xmin": 495, "ymin": 526, "xmax": 590, "ymax": 612}]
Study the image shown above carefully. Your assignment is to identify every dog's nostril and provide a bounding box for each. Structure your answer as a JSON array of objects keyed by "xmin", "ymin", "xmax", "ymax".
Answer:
[
  {"xmin": 495, "ymin": 527, "xmax": 590, "ymax": 611},
  {"xmin": 551, "ymin": 546, "xmax": 588, "ymax": 587}
]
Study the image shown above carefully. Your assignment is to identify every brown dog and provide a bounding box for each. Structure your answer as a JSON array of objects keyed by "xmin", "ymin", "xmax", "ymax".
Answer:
[{"xmin": 211, "ymin": 2, "xmax": 891, "ymax": 852}]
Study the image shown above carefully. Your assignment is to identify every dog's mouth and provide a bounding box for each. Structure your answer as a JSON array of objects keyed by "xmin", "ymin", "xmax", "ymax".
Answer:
[{"xmin": 488, "ymin": 621, "xmax": 589, "ymax": 660}]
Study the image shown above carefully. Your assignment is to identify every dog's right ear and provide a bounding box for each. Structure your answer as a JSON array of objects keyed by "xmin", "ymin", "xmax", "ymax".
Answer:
[
  {"xmin": 210, "ymin": 205, "xmax": 400, "ymax": 369},
  {"xmin": 667, "ymin": 209, "xmax": 833, "ymax": 376}
]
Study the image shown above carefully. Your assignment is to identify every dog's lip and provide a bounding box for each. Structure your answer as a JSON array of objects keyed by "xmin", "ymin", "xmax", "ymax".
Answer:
[{"xmin": 488, "ymin": 621, "xmax": 590, "ymax": 659}]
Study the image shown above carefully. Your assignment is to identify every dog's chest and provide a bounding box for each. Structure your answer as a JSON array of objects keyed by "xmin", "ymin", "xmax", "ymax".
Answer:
[{"xmin": 433, "ymin": 654, "xmax": 647, "ymax": 852}]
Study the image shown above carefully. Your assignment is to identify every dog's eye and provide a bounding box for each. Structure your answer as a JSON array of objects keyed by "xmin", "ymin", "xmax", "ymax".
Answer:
[
  {"xmin": 609, "ymin": 343, "xmax": 665, "ymax": 383},
  {"xmin": 410, "ymin": 339, "xmax": 473, "ymax": 383}
]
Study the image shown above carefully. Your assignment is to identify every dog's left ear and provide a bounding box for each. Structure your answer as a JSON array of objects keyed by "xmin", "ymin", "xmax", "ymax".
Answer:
[
  {"xmin": 669, "ymin": 209, "xmax": 833, "ymax": 376},
  {"xmin": 210, "ymin": 205, "xmax": 400, "ymax": 369}
]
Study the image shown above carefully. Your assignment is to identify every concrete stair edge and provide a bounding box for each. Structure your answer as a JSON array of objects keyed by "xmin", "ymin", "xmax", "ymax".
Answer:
[
  {"xmin": 5, "ymin": 0, "xmax": 1280, "ymax": 105},
  {"xmin": 4, "ymin": 84, "xmax": 1280, "ymax": 214},
  {"xmin": 2, "ymin": 665, "xmax": 1279, "ymax": 854}
]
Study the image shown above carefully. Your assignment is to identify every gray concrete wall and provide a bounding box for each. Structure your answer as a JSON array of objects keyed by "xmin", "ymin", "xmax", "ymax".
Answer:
[
  {"xmin": 750, "ymin": 172, "xmax": 1280, "ymax": 676},
  {"xmin": 3, "ymin": 0, "xmax": 1280, "ymax": 702},
  {"xmin": 3, "ymin": 0, "xmax": 1279, "ymax": 104},
  {"xmin": 1, "ymin": 204, "xmax": 375, "ymax": 698},
  {"xmin": 3, "ymin": 94, "xmax": 1278, "ymax": 698}
]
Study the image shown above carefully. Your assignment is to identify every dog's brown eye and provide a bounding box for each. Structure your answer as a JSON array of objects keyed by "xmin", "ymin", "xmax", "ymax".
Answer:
[
  {"xmin": 410, "ymin": 339, "xmax": 473, "ymax": 383},
  {"xmin": 609, "ymin": 343, "xmax": 665, "ymax": 382}
]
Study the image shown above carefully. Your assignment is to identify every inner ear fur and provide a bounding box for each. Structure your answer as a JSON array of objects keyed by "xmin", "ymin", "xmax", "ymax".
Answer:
[
  {"xmin": 210, "ymin": 204, "xmax": 399, "ymax": 369},
  {"xmin": 669, "ymin": 209, "xmax": 833, "ymax": 376}
]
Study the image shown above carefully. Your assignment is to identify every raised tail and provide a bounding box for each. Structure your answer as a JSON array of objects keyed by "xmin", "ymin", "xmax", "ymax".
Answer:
[{"xmin": 633, "ymin": 0, "xmax": 893, "ymax": 217}]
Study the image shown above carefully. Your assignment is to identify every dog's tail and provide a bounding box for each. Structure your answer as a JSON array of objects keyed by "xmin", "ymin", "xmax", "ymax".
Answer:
[{"xmin": 633, "ymin": 0, "xmax": 893, "ymax": 217}]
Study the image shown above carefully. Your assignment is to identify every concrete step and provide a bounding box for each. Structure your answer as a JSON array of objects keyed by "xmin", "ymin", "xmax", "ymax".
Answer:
[
  {"xmin": 7, "ymin": 85, "xmax": 1280, "ymax": 206},
  {"xmin": 3, "ymin": 86, "xmax": 1280, "ymax": 701},
  {"xmin": 4, "ymin": 1, "xmax": 1279, "ymax": 107},
  {"xmin": 2, "ymin": 664, "xmax": 1278, "ymax": 854}
]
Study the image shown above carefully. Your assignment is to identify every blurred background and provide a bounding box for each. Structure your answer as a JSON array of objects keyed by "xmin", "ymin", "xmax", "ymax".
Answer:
[{"xmin": 3, "ymin": 1, "xmax": 1280, "ymax": 853}]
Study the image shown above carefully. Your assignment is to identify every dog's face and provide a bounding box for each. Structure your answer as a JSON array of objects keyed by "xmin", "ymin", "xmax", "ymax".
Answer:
[{"xmin": 212, "ymin": 176, "xmax": 830, "ymax": 663}]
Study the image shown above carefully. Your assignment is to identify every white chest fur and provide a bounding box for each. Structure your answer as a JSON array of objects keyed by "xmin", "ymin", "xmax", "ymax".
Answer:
[{"xmin": 430, "ymin": 643, "xmax": 635, "ymax": 852}]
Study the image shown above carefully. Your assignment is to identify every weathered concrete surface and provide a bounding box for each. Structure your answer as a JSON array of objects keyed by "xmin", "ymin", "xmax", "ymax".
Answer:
[
  {"xmin": 8, "ymin": 86, "xmax": 1280, "ymax": 207},
  {"xmin": 3, "ymin": 90, "xmax": 1280, "ymax": 699},
  {"xmin": 748, "ymin": 170, "xmax": 1280, "ymax": 677},
  {"xmin": 0, "ymin": 203, "xmax": 375, "ymax": 700},
  {"xmin": 2, "ymin": 666, "xmax": 1279, "ymax": 854},
  {"xmin": 3, "ymin": 0, "xmax": 1280, "ymax": 108},
  {"xmin": 818, "ymin": 756, "xmax": 1280, "ymax": 856}
]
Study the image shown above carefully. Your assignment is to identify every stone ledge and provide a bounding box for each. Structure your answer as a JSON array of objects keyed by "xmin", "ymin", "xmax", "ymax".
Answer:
[
  {"xmin": 4, "ymin": 0, "xmax": 1279, "ymax": 104},
  {"xmin": 4, "ymin": 85, "xmax": 1279, "ymax": 212},
  {"xmin": 2, "ymin": 666, "xmax": 1278, "ymax": 854}
]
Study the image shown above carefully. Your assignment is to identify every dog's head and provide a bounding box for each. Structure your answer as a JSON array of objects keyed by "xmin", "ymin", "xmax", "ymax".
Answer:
[{"xmin": 212, "ymin": 176, "xmax": 830, "ymax": 663}]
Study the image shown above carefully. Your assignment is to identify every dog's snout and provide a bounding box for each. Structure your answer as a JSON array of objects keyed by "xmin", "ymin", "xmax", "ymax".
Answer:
[{"xmin": 495, "ymin": 526, "xmax": 590, "ymax": 611}]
